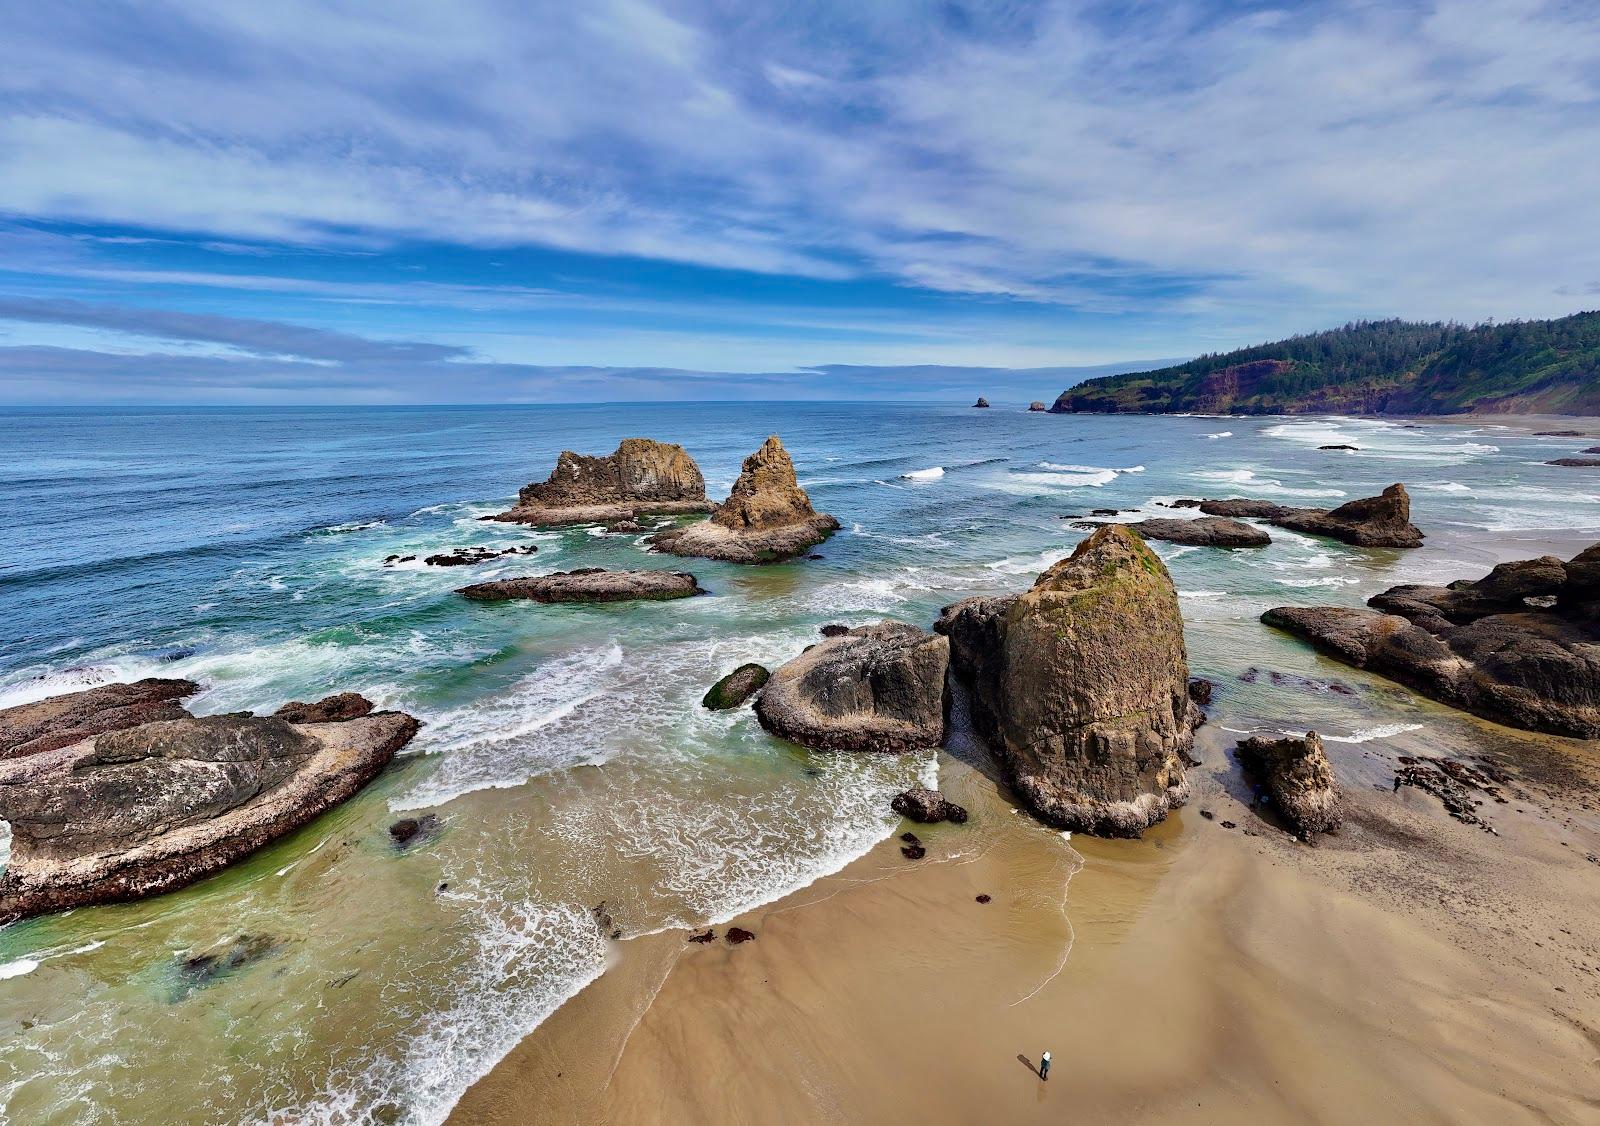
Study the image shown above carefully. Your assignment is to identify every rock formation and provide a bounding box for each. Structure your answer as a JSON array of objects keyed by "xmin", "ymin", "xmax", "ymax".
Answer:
[
  {"xmin": 1028, "ymin": 401, "xmax": 1047, "ymax": 411},
  {"xmin": 1, "ymin": 678, "xmax": 199, "ymax": 760},
  {"xmin": 935, "ymin": 525, "xmax": 1198, "ymax": 837},
  {"xmin": 1263, "ymin": 542, "xmax": 1600, "ymax": 738},
  {"xmin": 273, "ymin": 692, "xmax": 374, "ymax": 724},
  {"xmin": 648, "ymin": 436, "xmax": 840, "ymax": 563},
  {"xmin": 891, "ymin": 786, "xmax": 968, "ymax": 824},
  {"xmin": 487, "ymin": 438, "xmax": 713, "ymax": 526},
  {"xmin": 754, "ymin": 622, "xmax": 949, "ymax": 753},
  {"xmin": 702, "ymin": 663, "xmax": 770, "ymax": 710},
  {"xmin": 1235, "ymin": 731, "xmax": 1340, "ymax": 835},
  {"xmin": 1549, "ymin": 457, "xmax": 1600, "ymax": 467},
  {"xmin": 0, "ymin": 704, "xmax": 419, "ymax": 924},
  {"xmin": 419, "ymin": 545, "xmax": 538, "ymax": 567},
  {"xmin": 458, "ymin": 567, "xmax": 706, "ymax": 603},
  {"xmin": 973, "ymin": 397, "xmax": 991, "ymax": 408},
  {"xmin": 1125, "ymin": 517, "xmax": 1271, "ymax": 548},
  {"xmin": 1188, "ymin": 484, "xmax": 1423, "ymax": 548}
]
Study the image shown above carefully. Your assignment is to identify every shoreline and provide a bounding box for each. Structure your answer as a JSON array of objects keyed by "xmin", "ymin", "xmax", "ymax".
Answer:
[{"xmin": 451, "ymin": 715, "xmax": 1600, "ymax": 1125}]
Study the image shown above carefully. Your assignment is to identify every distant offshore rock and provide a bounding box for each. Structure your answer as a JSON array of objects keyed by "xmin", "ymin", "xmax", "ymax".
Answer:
[
  {"xmin": 1027, "ymin": 401, "xmax": 1047, "ymax": 411},
  {"xmin": 0, "ymin": 688, "xmax": 419, "ymax": 924},
  {"xmin": 1263, "ymin": 542, "xmax": 1600, "ymax": 738},
  {"xmin": 1235, "ymin": 731, "xmax": 1341, "ymax": 836},
  {"xmin": 1126, "ymin": 516, "xmax": 1270, "ymax": 548},
  {"xmin": 972, "ymin": 397, "xmax": 991, "ymax": 408},
  {"xmin": 1189, "ymin": 484, "xmax": 1423, "ymax": 548},
  {"xmin": 458, "ymin": 567, "xmax": 706, "ymax": 604},
  {"xmin": 755, "ymin": 622, "xmax": 949, "ymax": 753},
  {"xmin": 487, "ymin": 438, "xmax": 713, "ymax": 526},
  {"xmin": 648, "ymin": 436, "xmax": 840, "ymax": 564},
  {"xmin": 1548, "ymin": 457, "xmax": 1600, "ymax": 467},
  {"xmin": 937, "ymin": 525, "xmax": 1198, "ymax": 837},
  {"xmin": 1, "ymin": 677, "xmax": 199, "ymax": 760}
]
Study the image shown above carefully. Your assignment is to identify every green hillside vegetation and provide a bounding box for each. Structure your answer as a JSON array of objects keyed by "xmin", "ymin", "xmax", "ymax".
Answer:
[{"xmin": 1053, "ymin": 311, "xmax": 1600, "ymax": 416}]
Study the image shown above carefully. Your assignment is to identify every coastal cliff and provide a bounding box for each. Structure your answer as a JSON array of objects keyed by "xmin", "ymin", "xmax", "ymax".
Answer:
[{"xmin": 1052, "ymin": 311, "xmax": 1600, "ymax": 416}]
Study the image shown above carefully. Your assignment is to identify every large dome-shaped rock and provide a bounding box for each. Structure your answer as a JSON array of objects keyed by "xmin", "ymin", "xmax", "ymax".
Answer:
[
  {"xmin": 1264, "ymin": 541, "xmax": 1600, "ymax": 738},
  {"xmin": 754, "ymin": 622, "xmax": 948, "ymax": 752},
  {"xmin": 0, "ymin": 710, "xmax": 419, "ymax": 924},
  {"xmin": 487, "ymin": 438, "xmax": 713, "ymax": 526},
  {"xmin": 1196, "ymin": 485, "xmax": 1423, "ymax": 548},
  {"xmin": 1, "ymin": 678, "xmax": 199, "ymax": 761},
  {"xmin": 936, "ymin": 525, "xmax": 1197, "ymax": 837},
  {"xmin": 1235, "ymin": 731, "xmax": 1341, "ymax": 835},
  {"xmin": 649, "ymin": 436, "xmax": 840, "ymax": 563}
]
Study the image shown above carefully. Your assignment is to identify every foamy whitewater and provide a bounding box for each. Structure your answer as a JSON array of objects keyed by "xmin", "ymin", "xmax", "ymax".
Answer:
[{"xmin": 1, "ymin": 403, "xmax": 1595, "ymax": 1124}]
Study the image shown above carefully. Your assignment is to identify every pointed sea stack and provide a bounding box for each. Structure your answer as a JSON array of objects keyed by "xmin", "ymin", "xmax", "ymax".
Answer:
[
  {"xmin": 648, "ymin": 436, "xmax": 840, "ymax": 563},
  {"xmin": 1193, "ymin": 484, "xmax": 1423, "ymax": 548},
  {"xmin": 487, "ymin": 438, "xmax": 713, "ymax": 526},
  {"xmin": 936, "ymin": 525, "xmax": 1198, "ymax": 837}
]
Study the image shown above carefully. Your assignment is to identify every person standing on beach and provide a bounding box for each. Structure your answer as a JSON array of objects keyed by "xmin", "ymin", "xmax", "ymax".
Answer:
[{"xmin": 1040, "ymin": 1051, "xmax": 1052, "ymax": 1081}]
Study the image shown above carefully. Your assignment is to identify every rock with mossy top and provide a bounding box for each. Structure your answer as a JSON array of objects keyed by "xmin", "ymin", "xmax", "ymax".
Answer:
[
  {"xmin": 702, "ymin": 663, "xmax": 770, "ymax": 710},
  {"xmin": 936, "ymin": 525, "xmax": 1199, "ymax": 837}
]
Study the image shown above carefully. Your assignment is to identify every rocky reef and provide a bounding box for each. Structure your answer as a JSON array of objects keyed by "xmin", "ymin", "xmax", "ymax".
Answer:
[
  {"xmin": 936, "ymin": 525, "xmax": 1199, "ymax": 837},
  {"xmin": 891, "ymin": 786, "xmax": 968, "ymax": 824},
  {"xmin": 458, "ymin": 567, "xmax": 706, "ymax": 603},
  {"xmin": 1263, "ymin": 543, "xmax": 1600, "ymax": 738},
  {"xmin": 1125, "ymin": 516, "xmax": 1271, "ymax": 548},
  {"xmin": 648, "ymin": 436, "xmax": 840, "ymax": 564},
  {"xmin": 1190, "ymin": 484, "xmax": 1423, "ymax": 548},
  {"xmin": 2, "ymin": 678, "xmax": 199, "ymax": 760},
  {"xmin": 487, "ymin": 438, "xmax": 713, "ymax": 526},
  {"xmin": 1235, "ymin": 731, "xmax": 1341, "ymax": 836},
  {"xmin": 754, "ymin": 622, "xmax": 948, "ymax": 752},
  {"xmin": 0, "ymin": 687, "xmax": 419, "ymax": 924}
]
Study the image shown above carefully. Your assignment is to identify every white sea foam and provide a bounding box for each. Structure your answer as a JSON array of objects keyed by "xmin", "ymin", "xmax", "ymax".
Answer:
[
  {"xmin": 0, "ymin": 958, "xmax": 39, "ymax": 980},
  {"xmin": 1206, "ymin": 431, "xmax": 1233, "ymax": 439},
  {"xmin": 902, "ymin": 466, "xmax": 945, "ymax": 480},
  {"xmin": 1297, "ymin": 723, "xmax": 1424, "ymax": 744},
  {"xmin": 1190, "ymin": 467, "xmax": 1345, "ymax": 499}
]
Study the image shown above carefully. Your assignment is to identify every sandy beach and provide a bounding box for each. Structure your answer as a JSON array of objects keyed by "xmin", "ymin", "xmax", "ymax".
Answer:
[{"xmin": 452, "ymin": 710, "xmax": 1600, "ymax": 1126}]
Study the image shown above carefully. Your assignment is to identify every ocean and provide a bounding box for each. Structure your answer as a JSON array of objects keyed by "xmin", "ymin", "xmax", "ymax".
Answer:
[{"xmin": 1, "ymin": 403, "xmax": 1595, "ymax": 1123}]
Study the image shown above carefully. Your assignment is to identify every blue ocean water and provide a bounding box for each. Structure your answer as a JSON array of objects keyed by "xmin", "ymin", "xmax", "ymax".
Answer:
[{"xmin": 1, "ymin": 403, "xmax": 1596, "ymax": 1123}]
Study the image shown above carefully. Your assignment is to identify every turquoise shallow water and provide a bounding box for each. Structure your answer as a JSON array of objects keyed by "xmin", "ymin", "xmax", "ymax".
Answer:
[{"xmin": 1, "ymin": 404, "xmax": 1596, "ymax": 1123}]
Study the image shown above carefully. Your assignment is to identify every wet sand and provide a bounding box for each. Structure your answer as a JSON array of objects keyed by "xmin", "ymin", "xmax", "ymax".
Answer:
[{"xmin": 452, "ymin": 716, "xmax": 1600, "ymax": 1126}]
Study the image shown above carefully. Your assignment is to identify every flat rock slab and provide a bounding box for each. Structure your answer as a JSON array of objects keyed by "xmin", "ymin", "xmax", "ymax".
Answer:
[
  {"xmin": 1128, "ymin": 517, "xmax": 1270, "ymax": 548},
  {"xmin": 458, "ymin": 567, "xmax": 706, "ymax": 603},
  {"xmin": 0, "ymin": 711, "xmax": 420, "ymax": 924},
  {"xmin": 0, "ymin": 678, "xmax": 199, "ymax": 761}
]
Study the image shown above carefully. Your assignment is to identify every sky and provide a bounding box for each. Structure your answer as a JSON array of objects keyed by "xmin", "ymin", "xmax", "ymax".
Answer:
[{"xmin": 0, "ymin": 0, "xmax": 1597, "ymax": 405}]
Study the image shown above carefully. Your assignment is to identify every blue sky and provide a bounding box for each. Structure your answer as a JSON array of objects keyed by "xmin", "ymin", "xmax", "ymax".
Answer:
[{"xmin": 0, "ymin": 0, "xmax": 1597, "ymax": 404}]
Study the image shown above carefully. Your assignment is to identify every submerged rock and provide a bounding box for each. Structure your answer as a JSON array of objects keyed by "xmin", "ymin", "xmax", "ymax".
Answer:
[
  {"xmin": 421, "ymin": 545, "xmax": 538, "ymax": 567},
  {"xmin": 0, "ymin": 678, "xmax": 199, "ymax": 761},
  {"xmin": 702, "ymin": 663, "xmax": 770, "ymax": 711},
  {"xmin": 755, "ymin": 622, "xmax": 949, "ymax": 753},
  {"xmin": 1263, "ymin": 541, "xmax": 1600, "ymax": 738},
  {"xmin": 1318, "ymin": 444, "xmax": 1359, "ymax": 451},
  {"xmin": 604, "ymin": 518, "xmax": 645, "ymax": 534},
  {"xmin": 487, "ymin": 438, "xmax": 713, "ymax": 526},
  {"xmin": 177, "ymin": 933, "xmax": 280, "ymax": 988},
  {"xmin": 1127, "ymin": 516, "xmax": 1271, "ymax": 548},
  {"xmin": 1235, "ymin": 731, "xmax": 1341, "ymax": 835},
  {"xmin": 890, "ymin": 786, "xmax": 968, "ymax": 824},
  {"xmin": 0, "ymin": 709, "xmax": 420, "ymax": 924},
  {"xmin": 458, "ymin": 568, "xmax": 706, "ymax": 603},
  {"xmin": 648, "ymin": 436, "xmax": 840, "ymax": 564},
  {"xmin": 273, "ymin": 692, "xmax": 374, "ymax": 724},
  {"xmin": 388, "ymin": 813, "xmax": 440, "ymax": 848},
  {"xmin": 1198, "ymin": 484, "xmax": 1423, "ymax": 548},
  {"xmin": 936, "ymin": 525, "xmax": 1197, "ymax": 837}
]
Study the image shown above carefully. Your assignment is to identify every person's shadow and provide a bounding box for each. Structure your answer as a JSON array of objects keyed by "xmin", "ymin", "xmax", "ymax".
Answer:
[{"xmin": 1016, "ymin": 1053, "xmax": 1040, "ymax": 1078}]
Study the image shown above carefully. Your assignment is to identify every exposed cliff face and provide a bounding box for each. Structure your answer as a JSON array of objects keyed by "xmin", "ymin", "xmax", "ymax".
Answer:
[
  {"xmin": 936, "ymin": 525, "xmax": 1198, "ymax": 837},
  {"xmin": 1264, "ymin": 541, "xmax": 1600, "ymax": 738},
  {"xmin": 0, "ymin": 706, "xmax": 420, "ymax": 924},
  {"xmin": 489, "ymin": 438, "xmax": 713, "ymax": 525},
  {"xmin": 649, "ymin": 436, "xmax": 840, "ymax": 563},
  {"xmin": 754, "ymin": 622, "xmax": 949, "ymax": 753}
]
